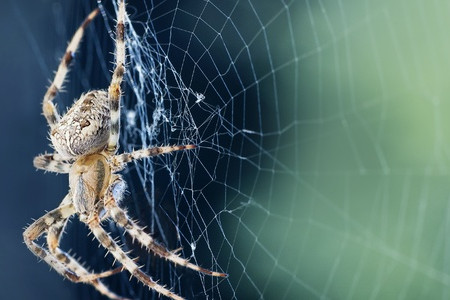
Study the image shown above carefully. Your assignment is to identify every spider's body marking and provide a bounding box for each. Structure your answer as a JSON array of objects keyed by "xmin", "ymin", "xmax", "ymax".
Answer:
[
  {"xmin": 25, "ymin": 1, "xmax": 226, "ymax": 299},
  {"xmin": 51, "ymin": 91, "xmax": 110, "ymax": 159}
]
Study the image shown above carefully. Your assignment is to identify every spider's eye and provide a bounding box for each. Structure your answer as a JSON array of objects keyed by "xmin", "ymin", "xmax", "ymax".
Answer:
[{"xmin": 80, "ymin": 120, "xmax": 90, "ymax": 129}]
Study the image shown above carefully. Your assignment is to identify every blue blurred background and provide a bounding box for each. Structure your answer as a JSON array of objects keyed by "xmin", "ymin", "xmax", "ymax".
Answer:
[{"xmin": 0, "ymin": 1, "xmax": 75, "ymax": 299}]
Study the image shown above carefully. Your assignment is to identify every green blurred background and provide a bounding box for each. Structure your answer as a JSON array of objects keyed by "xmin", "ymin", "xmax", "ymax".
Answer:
[{"xmin": 235, "ymin": 0, "xmax": 450, "ymax": 299}]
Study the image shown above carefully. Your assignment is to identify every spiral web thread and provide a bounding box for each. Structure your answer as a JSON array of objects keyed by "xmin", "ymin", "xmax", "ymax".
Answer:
[{"xmin": 47, "ymin": 0, "xmax": 450, "ymax": 299}]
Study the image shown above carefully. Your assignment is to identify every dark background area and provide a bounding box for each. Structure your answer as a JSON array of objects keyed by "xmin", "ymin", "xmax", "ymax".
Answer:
[
  {"xmin": 0, "ymin": 1, "xmax": 237, "ymax": 299},
  {"xmin": 0, "ymin": 1, "xmax": 144, "ymax": 299},
  {"xmin": 1, "ymin": 0, "xmax": 141, "ymax": 298},
  {"xmin": 0, "ymin": 0, "xmax": 78, "ymax": 299}
]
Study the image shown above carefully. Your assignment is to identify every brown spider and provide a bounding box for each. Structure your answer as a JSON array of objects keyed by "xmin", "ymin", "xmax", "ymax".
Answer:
[{"xmin": 23, "ymin": 1, "xmax": 226, "ymax": 300}]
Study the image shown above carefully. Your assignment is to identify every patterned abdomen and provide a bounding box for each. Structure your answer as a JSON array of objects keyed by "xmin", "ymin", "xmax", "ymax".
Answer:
[{"xmin": 51, "ymin": 90, "xmax": 110, "ymax": 159}]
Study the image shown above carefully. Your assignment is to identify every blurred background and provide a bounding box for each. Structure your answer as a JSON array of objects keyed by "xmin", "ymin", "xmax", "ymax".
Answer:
[{"xmin": 2, "ymin": 0, "xmax": 450, "ymax": 299}]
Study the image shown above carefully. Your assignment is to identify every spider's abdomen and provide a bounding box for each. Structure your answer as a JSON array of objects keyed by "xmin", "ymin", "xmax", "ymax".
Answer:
[{"xmin": 51, "ymin": 90, "xmax": 110, "ymax": 159}]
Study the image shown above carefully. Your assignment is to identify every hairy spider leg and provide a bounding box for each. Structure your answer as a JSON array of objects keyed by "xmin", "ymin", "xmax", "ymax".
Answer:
[
  {"xmin": 111, "ymin": 144, "xmax": 196, "ymax": 172},
  {"xmin": 33, "ymin": 153, "xmax": 71, "ymax": 173},
  {"xmin": 105, "ymin": 175, "xmax": 227, "ymax": 277},
  {"xmin": 87, "ymin": 216, "xmax": 184, "ymax": 300},
  {"xmin": 107, "ymin": 0, "xmax": 126, "ymax": 153},
  {"xmin": 23, "ymin": 196, "xmax": 129, "ymax": 300},
  {"xmin": 47, "ymin": 218, "xmax": 128, "ymax": 299},
  {"xmin": 42, "ymin": 8, "xmax": 99, "ymax": 129},
  {"xmin": 46, "ymin": 194, "xmax": 125, "ymax": 282}
]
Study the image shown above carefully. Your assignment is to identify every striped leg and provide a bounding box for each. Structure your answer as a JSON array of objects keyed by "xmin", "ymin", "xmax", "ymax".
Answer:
[
  {"xmin": 104, "ymin": 175, "xmax": 227, "ymax": 277},
  {"xmin": 107, "ymin": 0, "xmax": 126, "ymax": 153},
  {"xmin": 88, "ymin": 216, "xmax": 184, "ymax": 300},
  {"xmin": 42, "ymin": 8, "xmax": 99, "ymax": 128},
  {"xmin": 33, "ymin": 153, "xmax": 71, "ymax": 173},
  {"xmin": 46, "ymin": 219, "xmax": 129, "ymax": 300},
  {"xmin": 112, "ymin": 145, "xmax": 196, "ymax": 172},
  {"xmin": 24, "ymin": 196, "xmax": 129, "ymax": 300},
  {"xmin": 23, "ymin": 198, "xmax": 78, "ymax": 280}
]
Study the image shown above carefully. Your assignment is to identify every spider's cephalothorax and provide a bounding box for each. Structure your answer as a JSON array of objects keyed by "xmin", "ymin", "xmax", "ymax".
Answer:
[
  {"xmin": 24, "ymin": 2, "xmax": 226, "ymax": 300},
  {"xmin": 70, "ymin": 153, "xmax": 111, "ymax": 222}
]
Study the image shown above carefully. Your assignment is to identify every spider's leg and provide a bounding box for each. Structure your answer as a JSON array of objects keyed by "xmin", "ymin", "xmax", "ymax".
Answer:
[
  {"xmin": 23, "ymin": 195, "xmax": 129, "ymax": 300},
  {"xmin": 23, "ymin": 197, "xmax": 77, "ymax": 280},
  {"xmin": 42, "ymin": 8, "xmax": 99, "ymax": 128},
  {"xmin": 47, "ymin": 218, "xmax": 129, "ymax": 300},
  {"xmin": 111, "ymin": 145, "xmax": 196, "ymax": 172},
  {"xmin": 87, "ymin": 215, "xmax": 184, "ymax": 300},
  {"xmin": 33, "ymin": 153, "xmax": 71, "ymax": 173},
  {"xmin": 104, "ymin": 175, "xmax": 227, "ymax": 277},
  {"xmin": 107, "ymin": 0, "xmax": 126, "ymax": 153}
]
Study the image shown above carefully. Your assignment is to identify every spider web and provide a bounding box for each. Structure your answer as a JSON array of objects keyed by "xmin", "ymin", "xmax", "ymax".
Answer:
[{"xmin": 24, "ymin": 0, "xmax": 450, "ymax": 299}]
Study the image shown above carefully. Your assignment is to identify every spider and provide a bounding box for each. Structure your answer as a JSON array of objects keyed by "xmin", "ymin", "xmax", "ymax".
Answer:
[{"xmin": 23, "ymin": 1, "xmax": 226, "ymax": 300}]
